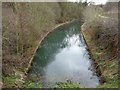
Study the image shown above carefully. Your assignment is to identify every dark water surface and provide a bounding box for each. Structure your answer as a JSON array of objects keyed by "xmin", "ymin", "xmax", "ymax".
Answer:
[{"xmin": 28, "ymin": 21, "xmax": 100, "ymax": 88}]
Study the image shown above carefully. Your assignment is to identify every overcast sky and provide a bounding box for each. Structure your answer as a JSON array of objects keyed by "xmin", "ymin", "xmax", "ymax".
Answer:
[{"xmin": 68, "ymin": 0, "xmax": 108, "ymax": 4}]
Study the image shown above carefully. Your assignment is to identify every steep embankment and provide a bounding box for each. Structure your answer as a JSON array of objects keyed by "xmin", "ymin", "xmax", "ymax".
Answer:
[
  {"xmin": 2, "ymin": 3, "xmax": 62, "ymax": 76},
  {"xmin": 81, "ymin": 14, "xmax": 118, "ymax": 88}
]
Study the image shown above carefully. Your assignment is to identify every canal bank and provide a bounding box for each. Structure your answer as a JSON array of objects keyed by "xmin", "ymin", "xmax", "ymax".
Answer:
[
  {"xmin": 81, "ymin": 22, "xmax": 118, "ymax": 88},
  {"xmin": 81, "ymin": 24, "xmax": 105, "ymax": 84}
]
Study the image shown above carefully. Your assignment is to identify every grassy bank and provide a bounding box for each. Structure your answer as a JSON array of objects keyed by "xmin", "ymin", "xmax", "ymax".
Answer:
[
  {"xmin": 3, "ymin": 75, "xmax": 81, "ymax": 88},
  {"xmin": 81, "ymin": 18, "xmax": 118, "ymax": 88}
]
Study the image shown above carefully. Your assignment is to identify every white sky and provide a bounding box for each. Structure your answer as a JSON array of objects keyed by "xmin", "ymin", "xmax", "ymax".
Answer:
[{"xmin": 68, "ymin": 0, "xmax": 108, "ymax": 4}]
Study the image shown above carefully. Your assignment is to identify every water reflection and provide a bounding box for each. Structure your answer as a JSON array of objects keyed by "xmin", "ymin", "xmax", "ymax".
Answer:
[{"xmin": 29, "ymin": 22, "xmax": 99, "ymax": 88}]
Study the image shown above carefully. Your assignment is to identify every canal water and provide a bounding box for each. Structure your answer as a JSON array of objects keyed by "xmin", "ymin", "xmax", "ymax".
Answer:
[{"xmin": 28, "ymin": 21, "xmax": 100, "ymax": 88}]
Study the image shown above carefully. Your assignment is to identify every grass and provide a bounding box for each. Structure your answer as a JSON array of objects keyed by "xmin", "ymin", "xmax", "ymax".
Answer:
[
  {"xmin": 55, "ymin": 82, "xmax": 80, "ymax": 88},
  {"xmin": 3, "ymin": 75, "xmax": 42, "ymax": 88},
  {"xmin": 3, "ymin": 74, "xmax": 81, "ymax": 88},
  {"xmin": 22, "ymin": 80, "xmax": 42, "ymax": 88},
  {"xmin": 3, "ymin": 76, "xmax": 17, "ymax": 88}
]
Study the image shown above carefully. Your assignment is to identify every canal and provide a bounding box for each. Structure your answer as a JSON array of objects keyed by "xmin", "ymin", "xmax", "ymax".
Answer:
[{"xmin": 28, "ymin": 21, "xmax": 100, "ymax": 88}]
